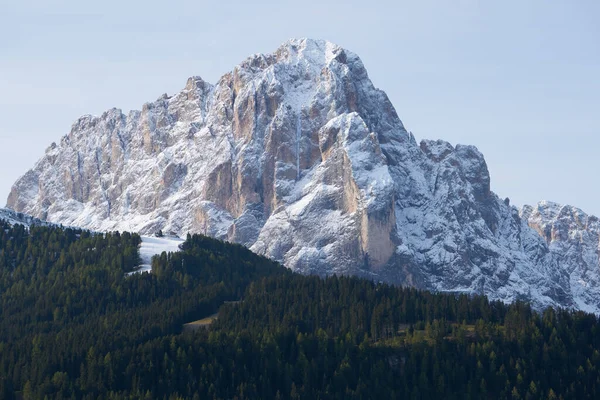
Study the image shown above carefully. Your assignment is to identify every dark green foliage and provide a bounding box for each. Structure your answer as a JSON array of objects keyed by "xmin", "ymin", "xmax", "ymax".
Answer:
[{"xmin": 0, "ymin": 220, "xmax": 599, "ymax": 399}]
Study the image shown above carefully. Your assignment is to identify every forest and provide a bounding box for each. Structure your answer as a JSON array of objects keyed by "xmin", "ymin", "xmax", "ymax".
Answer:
[{"xmin": 0, "ymin": 220, "xmax": 599, "ymax": 399}]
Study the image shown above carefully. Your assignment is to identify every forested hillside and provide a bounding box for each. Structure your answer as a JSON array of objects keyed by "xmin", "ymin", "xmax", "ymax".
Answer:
[{"xmin": 0, "ymin": 220, "xmax": 599, "ymax": 399}]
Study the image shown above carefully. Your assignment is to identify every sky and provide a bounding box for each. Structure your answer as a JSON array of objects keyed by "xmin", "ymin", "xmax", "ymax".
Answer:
[{"xmin": 1, "ymin": 0, "xmax": 599, "ymax": 214}]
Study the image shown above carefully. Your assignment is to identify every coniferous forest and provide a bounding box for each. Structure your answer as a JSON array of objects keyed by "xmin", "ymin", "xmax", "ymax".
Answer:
[{"xmin": 0, "ymin": 220, "xmax": 599, "ymax": 399}]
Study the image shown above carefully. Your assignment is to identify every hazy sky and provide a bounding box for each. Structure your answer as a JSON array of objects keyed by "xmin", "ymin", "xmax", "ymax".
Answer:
[{"xmin": 1, "ymin": 1, "xmax": 599, "ymax": 214}]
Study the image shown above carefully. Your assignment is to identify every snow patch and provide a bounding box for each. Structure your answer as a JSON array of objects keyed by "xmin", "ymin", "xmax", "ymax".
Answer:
[{"xmin": 127, "ymin": 236, "xmax": 185, "ymax": 275}]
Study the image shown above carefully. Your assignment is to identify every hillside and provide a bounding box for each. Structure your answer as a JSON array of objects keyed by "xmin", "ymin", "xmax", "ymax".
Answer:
[{"xmin": 0, "ymin": 221, "xmax": 599, "ymax": 399}]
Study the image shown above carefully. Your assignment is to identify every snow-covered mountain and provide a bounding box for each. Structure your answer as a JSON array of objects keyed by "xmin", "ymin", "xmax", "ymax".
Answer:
[{"xmin": 7, "ymin": 39, "xmax": 600, "ymax": 312}]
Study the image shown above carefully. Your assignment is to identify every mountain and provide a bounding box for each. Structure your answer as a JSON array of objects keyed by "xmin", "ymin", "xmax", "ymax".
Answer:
[{"xmin": 6, "ymin": 38, "xmax": 600, "ymax": 312}]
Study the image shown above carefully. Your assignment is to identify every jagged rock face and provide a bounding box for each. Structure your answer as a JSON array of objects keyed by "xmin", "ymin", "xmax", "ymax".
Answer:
[
  {"xmin": 7, "ymin": 39, "xmax": 600, "ymax": 312},
  {"xmin": 520, "ymin": 202, "xmax": 600, "ymax": 313}
]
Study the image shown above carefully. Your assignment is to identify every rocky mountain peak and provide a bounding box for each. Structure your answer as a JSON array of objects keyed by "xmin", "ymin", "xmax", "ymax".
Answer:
[{"xmin": 7, "ymin": 39, "xmax": 600, "ymax": 313}]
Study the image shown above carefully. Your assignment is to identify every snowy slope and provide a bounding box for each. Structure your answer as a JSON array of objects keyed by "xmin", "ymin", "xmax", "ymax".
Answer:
[
  {"xmin": 7, "ymin": 38, "xmax": 600, "ymax": 312},
  {"xmin": 0, "ymin": 208, "xmax": 53, "ymax": 227},
  {"xmin": 127, "ymin": 236, "xmax": 185, "ymax": 274},
  {"xmin": 0, "ymin": 207, "xmax": 184, "ymax": 275}
]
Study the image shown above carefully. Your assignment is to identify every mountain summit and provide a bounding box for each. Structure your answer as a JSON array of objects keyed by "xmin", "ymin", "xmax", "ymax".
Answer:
[{"xmin": 7, "ymin": 39, "xmax": 600, "ymax": 312}]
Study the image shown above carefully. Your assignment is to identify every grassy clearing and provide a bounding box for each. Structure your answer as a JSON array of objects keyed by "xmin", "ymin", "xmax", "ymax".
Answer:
[
  {"xmin": 375, "ymin": 323, "xmax": 479, "ymax": 347},
  {"xmin": 184, "ymin": 314, "xmax": 219, "ymax": 330}
]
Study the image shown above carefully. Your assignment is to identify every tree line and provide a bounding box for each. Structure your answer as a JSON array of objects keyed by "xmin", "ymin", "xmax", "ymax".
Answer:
[{"xmin": 0, "ymin": 220, "xmax": 598, "ymax": 399}]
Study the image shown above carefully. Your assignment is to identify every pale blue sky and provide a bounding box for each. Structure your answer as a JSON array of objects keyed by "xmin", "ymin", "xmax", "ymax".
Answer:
[{"xmin": 1, "ymin": 0, "xmax": 599, "ymax": 214}]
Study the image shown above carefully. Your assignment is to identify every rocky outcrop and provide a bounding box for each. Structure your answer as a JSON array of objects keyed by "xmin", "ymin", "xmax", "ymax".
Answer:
[
  {"xmin": 7, "ymin": 39, "xmax": 600, "ymax": 312},
  {"xmin": 520, "ymin": 202, "xmax": 600, "ymax": 313}
]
